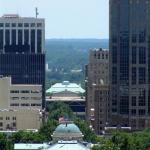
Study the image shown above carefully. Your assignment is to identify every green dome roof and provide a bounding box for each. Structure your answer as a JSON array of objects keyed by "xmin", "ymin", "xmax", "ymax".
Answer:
[{"xmin": 55, "ymin": 123, "xmax": 81, "ymax": 134}]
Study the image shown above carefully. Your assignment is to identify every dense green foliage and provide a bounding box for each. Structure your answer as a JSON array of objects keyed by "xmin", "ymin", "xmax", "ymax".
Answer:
[
  {"xmin": 92, "ymin": 130, "xmax": 150, "ymax": 150},
  {"xmin": 45, "ymin": 39, "xmax": 108, "ymax": 89},
  {"xmin": 39, "ymin": 101, "xmax": 98, "ymax": 142}
]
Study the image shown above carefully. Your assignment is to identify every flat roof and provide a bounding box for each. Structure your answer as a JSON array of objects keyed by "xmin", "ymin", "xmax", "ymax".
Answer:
[
  {"xmin": 46, "ymin": 81, "xmax": 85, "ymax": 94},
  {"xmin": 46, "ymin": 96, "xmax": 85, "ymax": 102}
]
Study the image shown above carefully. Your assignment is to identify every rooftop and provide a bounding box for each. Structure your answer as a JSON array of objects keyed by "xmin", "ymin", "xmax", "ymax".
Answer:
[
  {"xmin": 54, "ymin": 123, "xmax": 82, "ymax": 134},
  {"xmin": 46, "ymin": 81, "xmax": 85, "ymax": 94}
]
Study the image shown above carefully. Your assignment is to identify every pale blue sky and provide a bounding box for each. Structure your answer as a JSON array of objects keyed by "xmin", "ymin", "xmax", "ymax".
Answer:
[{"xmin": 0, "ymin": 0, "xmax": 109, "ymax": 39}]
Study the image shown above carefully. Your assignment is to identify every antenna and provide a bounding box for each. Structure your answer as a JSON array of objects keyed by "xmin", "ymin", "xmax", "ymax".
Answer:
[{"xmin": 35, "ymin": 7, "xmax": 39, "ymax": 18}]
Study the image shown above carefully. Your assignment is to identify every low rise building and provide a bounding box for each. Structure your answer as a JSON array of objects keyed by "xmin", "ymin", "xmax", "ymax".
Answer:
[
  {"xmin": 0, "ymin": 76, "xmax": 43, "ymax": 130},
  {"xmin": 46, "ymin": 81, "xmax": 85, "ymax": 118},
  {"xmin": 0, "ymin": 109, "xmax": 42, "ymax": 130}
]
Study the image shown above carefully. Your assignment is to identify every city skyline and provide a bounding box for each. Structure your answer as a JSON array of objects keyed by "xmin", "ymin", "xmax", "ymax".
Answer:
[{"xmin": 0, "ymin": 0, "xmax": 109, "ymax": 39}]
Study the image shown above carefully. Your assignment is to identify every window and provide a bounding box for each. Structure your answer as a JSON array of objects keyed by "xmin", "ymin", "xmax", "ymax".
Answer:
[
  {"xmin": 5, "ymin": 23, "xmax": 10, "ymax": 27},
  {"xmin": 139, "ymin": 67, "xmax": 146, "ymax": 84},
  {"xmin": 0, "ymin": 122, "xmax": 3, "ymax": 127},
  {"xmin": 132, "ymin": 46, "xmax": 136, "ymax": 64},
  {"xmin": 21, "ymin": 103, "xmax": 30, "ymax": 106},
  {"xmin": 139, "ymin": 47, "xmax": 146, "ymax": 64},
  {"xmin": 12, "ymin": 23, "xmax": 16, "ymax": 27},
  {"xmin": 20, "ymin": 90, "xmax": 30, "ymax": 93},
  {"xmin": 18, "ymin": 23, "xmax": 23, "ymax": 27},
  {"xmin": 6, "ymin": 117, "xmax": 10, "ymax": 120},
  {"xmin": 132, "ymin": 96, "xmax": 136, "ymax": 106},
  {"xmin": 18, "ymin": 30, "xmax": 22, "ymax": 45},
  {"xmin": 12, "ymin": 117, "xmax": 16, "ymax": 120},
  {"xmin": 11, "ymin": 97, "xmax": 19, "ymax": 100},
  {"xmin": 139, "ymin": 89, "xmax": 146, "ymax": 106},
  {"xmin": 37, "ymin": 29, "xmax": 42, "ymax": 53},
  {"xmin": 31, "ymin": 103, "xmax": 41, "ymax": 106},
  {"xmin": 31, "ymin": 29, "xmax": 35, "ymax": 53},
  {"xmin": 31, "ymin": 97, "xmax": 41, "ymax": 100},
  {"xmin": 139, "ymin": 109, "xmax": 145, "ymax": 116},
  {"xmin": 0, "ymin": 30, "xmax": 3, "ymax": 50},
  {"xmin": 10, "ymin": 90, "xmax": 19, "ymax": 93},
  {"xmin": 21, "ymin": 97, "xmax": 29, "ymax": 100},
  {"xmin": 37, "ymin": 23, "xmax": 42, "ymax": 27},
  {"xmin": 24, "ymin": 29, "xmax": 29, "ymax": 44},
  {"xmin": 24, "ymin": 23, "xmax": 29, "ymax": 27},
  {"xmin": 11, "ymin": 29, "xmax": 16, "ymax": 45},
  {"xmin": 112, "ymin": 67, "xmax": 117, "ymax": 84},
  {"xmin": 0, "ymin": 117, "xmax": 3, "ymax": 120},
  {"xmin": 120, "ymin": 96, "xmax": 129, "ymax": 114},
  {"xmin": 31, "ymin": 23, "xmax": 35, "ymax": 27},
  {"xmin": 131, "ymin": 109, "xmax": 136, "ymax": 116},
  {"xmin": 132, "ymin": 67, "xmax": 136, "ymax": 85},
  {"xmin": 12, "ymin": 122, "xmax": 16, "ymax": 127},
  {"xmin": 0, "ymin": 23, "xmax": 3, "ymax": 27},
  {"xmin": 112, "ymin": 46, "xmax": 117, "ymax": 63},
  {"xmin": 10, "ymin": 103, "xmax": 19, "ymax": 106}
]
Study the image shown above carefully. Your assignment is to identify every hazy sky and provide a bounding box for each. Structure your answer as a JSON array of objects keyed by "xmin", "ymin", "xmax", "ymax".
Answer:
[{"xmin": 0, "ymin": 0, "xmax": 109, "ymax": 39}]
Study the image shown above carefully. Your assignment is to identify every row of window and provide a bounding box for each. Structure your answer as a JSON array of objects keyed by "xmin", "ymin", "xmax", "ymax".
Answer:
[
  {"xmin": 0, "ymin": 23, "xmax": 42, "ymax": 28},
  {"xmin": 0, "ymin": 122, "xmax": 16, "ymax": 128},
  {"xmin": 93, "ymin": 53, "xmax": 108, "ymax": 60},
  {"xmin": 10, "ymin": 103, "xmax": 41, "ymax": 106},
  {"xmin": 131, "ymin": 109, "xmax": 146, "ymax": 116},
  {"xmin": 112, "ymin": 46, "xmax": 146, "ymax": 64},
  {"xmin": 10, "ymin": 90, "xmax": 41, "ymax": 94},
  {"xmin": 0, "ymin": 116, "xmax": 16, "ymax": 120},
  {"xmin": 11, "ymin": 97, "xmax": 41, "ymax": 100}
]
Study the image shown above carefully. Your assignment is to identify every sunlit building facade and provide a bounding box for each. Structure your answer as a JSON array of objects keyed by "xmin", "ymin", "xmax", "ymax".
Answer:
[{"xmin": 0, "ymin": 14, "xmax": 45, "ymax": 108}]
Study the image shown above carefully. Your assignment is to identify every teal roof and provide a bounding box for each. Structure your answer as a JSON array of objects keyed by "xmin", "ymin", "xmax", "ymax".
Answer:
[
  {"xmin": 46, "ymin": 81, "xmax": 85, "ymax": 94},
  {"xmin": 54, "ymin": 123, "xmax": 81, "ymax": 134}
]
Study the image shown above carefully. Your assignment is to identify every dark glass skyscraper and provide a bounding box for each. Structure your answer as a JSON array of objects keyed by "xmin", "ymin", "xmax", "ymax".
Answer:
[
  {"xmin": 0, "ymin": 14, "xmax": 45, "ymax": 108},
  {"xmin": 110, "ymin": 0, "xmax": 150, "ymax": 129}
]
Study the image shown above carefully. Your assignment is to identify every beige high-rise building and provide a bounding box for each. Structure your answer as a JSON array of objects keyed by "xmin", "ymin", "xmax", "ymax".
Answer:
[
  {"xmin": 85, "ymin": 48, "xmax": 109, "ymax": 134},
  {"xmin": 0, "ymin": 76, "xmax": 43, "ymax": 130}
]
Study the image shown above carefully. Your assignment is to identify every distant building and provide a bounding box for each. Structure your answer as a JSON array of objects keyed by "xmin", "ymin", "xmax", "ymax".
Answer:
[
  {"xmin": 46, "ymin": 81, "xmax": 85, "ymax": 118},
  {"xmin": 85, "ymin": 48, "xmax": 109, "ymax": 134},
  {"xmin": 0, "ymin": 14, "xmax": 45, "ymax": 108}
]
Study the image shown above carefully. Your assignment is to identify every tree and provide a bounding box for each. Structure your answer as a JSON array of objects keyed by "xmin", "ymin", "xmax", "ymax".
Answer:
[{"xmin": 0, "ymin": 133, "xmax": 13, "ymax": 150}]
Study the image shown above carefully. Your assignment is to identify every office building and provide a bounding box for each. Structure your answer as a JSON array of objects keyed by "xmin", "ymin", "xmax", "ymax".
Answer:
[
  {"xmin": 85, "ymin": 48, "xmax": 109, "ymax": 134},
  {"xmin": 110, "ymin": 0, "xmax": 150, "ymax": 129},
  {"xmin": 0, "ymin": 14, "xmax": 45, "ymax": 108},
  {"xmin": 0, "ymin": 76, "xmax": 42, "ymax": 130},
  {"xmin": 0, "ymin": 76, "xmax": 42, "ymax": 109}
]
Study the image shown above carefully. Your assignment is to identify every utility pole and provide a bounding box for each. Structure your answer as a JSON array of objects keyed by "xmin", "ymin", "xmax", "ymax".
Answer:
[{"xmin": 35, "ymin": 7, "xmax": 39, "ymax": 18}]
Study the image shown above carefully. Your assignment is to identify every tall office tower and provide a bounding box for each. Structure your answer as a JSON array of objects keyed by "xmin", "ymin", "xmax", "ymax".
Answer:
[
  {"xmin": 110, "ymin": 0, "xmax": 150, "ymax": 130},
  {"xmin": 85, "ymin": 48, "xmax": 109, "ymax": 134},
  {"xmin": 0, "ymin": 14, "xmax": 45, "ymax": 108}
]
